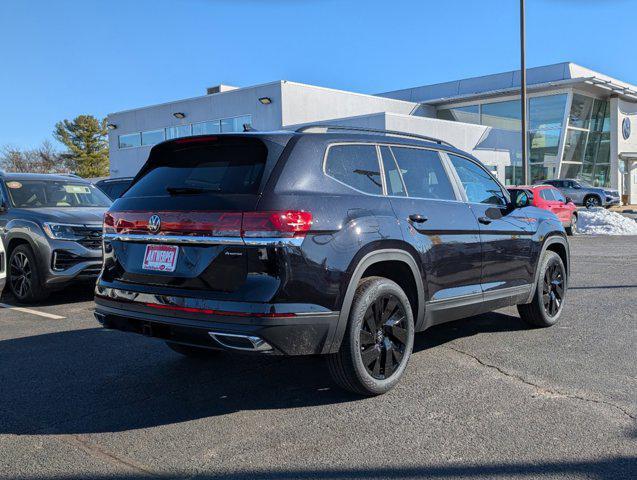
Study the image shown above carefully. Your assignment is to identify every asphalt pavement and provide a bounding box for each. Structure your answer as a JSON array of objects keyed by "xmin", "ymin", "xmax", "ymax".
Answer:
[{"xmin": 0, "ymin": 235, "xmax": 635, "ymax": 480}]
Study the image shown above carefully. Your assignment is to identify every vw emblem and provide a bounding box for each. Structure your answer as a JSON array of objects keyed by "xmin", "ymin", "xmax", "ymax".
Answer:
[
  {"xmin": 622, "ymin": 117, "xmax": 631, "ymax": 140},
  {"xmin": 148, "ymin": 214, "xmax": 161, "ymax": 234}
]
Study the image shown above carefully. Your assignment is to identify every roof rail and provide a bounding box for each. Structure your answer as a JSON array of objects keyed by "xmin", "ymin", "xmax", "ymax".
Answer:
[{"xmin": 295, "ymin": 124, "xmax": 454, "ymax": 147}]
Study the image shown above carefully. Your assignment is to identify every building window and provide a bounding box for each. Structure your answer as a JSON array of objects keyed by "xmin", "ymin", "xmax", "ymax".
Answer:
[
  {"xmin": 221, "ymin": 115, "xmax": 252, "ymax": 133},
  {"xmin": 192, "ymin": 121, "xmax": 221, "ymax": 136},
  {"xmin": 118, "ymin": 133, "xmax": 141, "ymax": 149},
  {"xmin": 560, "ymin": 96, "xmax": 611, "ymax": 187},
  {"xmin": 165, "ymin": 124, "xmax": 192, "ymax": 140},
  {"xmin": 528, "ymin": 94, "xmax": 568, "ymax": 183},
  {"xmin": 481, "ymin": 100, "xmax": 521, "ymax": 131},
  {"xmin": 141, "ymin": 129, "xmax": 165, "ymax": 146},
  {"xmin": 437, "ymin": 105, "xmax": 480, "ymax": 124}
]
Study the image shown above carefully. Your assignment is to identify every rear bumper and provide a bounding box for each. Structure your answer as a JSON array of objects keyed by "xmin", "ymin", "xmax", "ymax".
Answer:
[{"xmin": 94, "ymin": 297, "xmax": 340, "ymax": 356}]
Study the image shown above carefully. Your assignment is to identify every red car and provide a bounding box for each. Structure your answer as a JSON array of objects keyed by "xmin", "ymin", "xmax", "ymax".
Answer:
[{"xmin": 510, "ymin": 185, "xmax": 578, "ymax": 235}]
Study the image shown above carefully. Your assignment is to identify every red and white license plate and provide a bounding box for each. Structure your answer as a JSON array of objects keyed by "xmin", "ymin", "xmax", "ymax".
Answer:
[{"xmin": 142, "ymin": 244, "xmax": 179, "ymax": 272}]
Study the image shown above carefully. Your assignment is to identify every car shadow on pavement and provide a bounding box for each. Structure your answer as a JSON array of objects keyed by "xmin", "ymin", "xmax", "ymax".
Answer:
[
  {"xmin": 0, "ymin": 311, "xmax": 526, "ymax": 436},
  {"xmin": 1, "ymin": 282, "xmax": 95, "ymax": 307},
  {"xmin": 7, "ymin": 457, "xmax": 637, "ymax": 480}
]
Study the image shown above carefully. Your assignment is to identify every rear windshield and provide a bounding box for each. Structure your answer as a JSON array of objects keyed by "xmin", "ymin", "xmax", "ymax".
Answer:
[{"xmin": 124, "ymin": 138, "xmax": 277, "ymax": 198}]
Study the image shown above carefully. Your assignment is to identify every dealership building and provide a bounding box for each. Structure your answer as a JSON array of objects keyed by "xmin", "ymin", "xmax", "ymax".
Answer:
[{"xmin": 107, "ymin": 62, "xmax": 637, "ymax": 203}]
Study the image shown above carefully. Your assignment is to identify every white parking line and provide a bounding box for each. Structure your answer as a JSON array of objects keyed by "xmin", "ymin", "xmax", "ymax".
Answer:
[{"xmin": 0, "ymin": 303, "xmax": 65, "ymax": 320}]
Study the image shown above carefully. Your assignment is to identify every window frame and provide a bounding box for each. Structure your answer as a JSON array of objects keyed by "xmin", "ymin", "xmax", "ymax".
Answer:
[
  {"xmin": 442, "ymin": 151, "xmax": 511, "ymax": 206},
  {"xmin": 322, "ymin": 142, "xmax": 463, "ymax": 202}
]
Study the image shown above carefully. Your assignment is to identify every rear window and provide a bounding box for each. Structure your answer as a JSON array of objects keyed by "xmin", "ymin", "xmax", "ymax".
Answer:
[{"xmin": 124, "ymin": 138, "xmax": 275, "ymax": 198}]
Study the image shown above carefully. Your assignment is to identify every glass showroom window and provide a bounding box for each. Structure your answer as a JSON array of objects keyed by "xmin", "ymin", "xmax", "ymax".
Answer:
[
  {"xmin": 528, "ymin": 94, "xmax": 567, "ymax": 183},
  {"xmin": 437, "ymin": 105, "xmax": 480, "ymax": 124},
  {"xmin": 165, "ymin": 124, "xmax": 192, "ymax": 140},
  {"xmin": 560, "ymin": 94, "xmax": 611, "ymax": 187},
  {"xmin": 141, "ymin": 129, "xmax": 165, "ymax": 146},
  {"xmin": 481, "ymin": 100, "xmax": 521, "ymax": 131},
  {"xmin": 118, "ymin": 133, "xmax": 141, "ymax": 149}
]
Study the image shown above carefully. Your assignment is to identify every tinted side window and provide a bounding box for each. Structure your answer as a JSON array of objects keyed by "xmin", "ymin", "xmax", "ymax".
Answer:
[
  {"xmin": 379, "ymin": 146, "xmax": 406, "ymax": 196},
  {"xmin": 325, "ymin": 145, "xmax": 382, "ymax": 195},
  {"xmin": 552, "ymin": 189, "xmax": 565, "ymax": 202},
  {"xmin": 449, "ymin": 155, "xmax": 507, "ymax": 206},
  {"xmin": 390, "ymin": 147, "xmax": 456, "ymax": 200}
]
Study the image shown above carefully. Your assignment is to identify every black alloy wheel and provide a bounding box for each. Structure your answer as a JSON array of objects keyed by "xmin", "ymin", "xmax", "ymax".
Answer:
[
  {"xmin": 359, "ymin": 294, "xmax": 408, "ymax": 380},
  {"xmin": 10, "ymin": 251, "xmax": 32, "ymax": 299},
  {"xmin": 585, "ymin": 196, "xmax": 601, "ymax": 208},
  {"xmin": 542, "ymin": 260, "xmax": 565, "ymax": 318}
]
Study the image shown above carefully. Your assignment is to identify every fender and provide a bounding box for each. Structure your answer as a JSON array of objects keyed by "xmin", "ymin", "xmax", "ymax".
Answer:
[
  {"xmin": 324, "ymin": 248, "xmax": 425, "ymax": 354},
  {"xmin": 524, "ymin": 233, "xmax": 570, "ymax": 304}
]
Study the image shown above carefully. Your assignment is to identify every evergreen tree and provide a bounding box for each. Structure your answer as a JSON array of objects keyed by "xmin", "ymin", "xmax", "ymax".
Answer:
[{"xmin": 54, "ymin": 115, "xmax": 109, "ymax": 177}]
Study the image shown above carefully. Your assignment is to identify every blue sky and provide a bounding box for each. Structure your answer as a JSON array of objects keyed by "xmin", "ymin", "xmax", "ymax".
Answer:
[{"xmin": 0, "ymin": 0, "xmax": 633, "ymax": 148}]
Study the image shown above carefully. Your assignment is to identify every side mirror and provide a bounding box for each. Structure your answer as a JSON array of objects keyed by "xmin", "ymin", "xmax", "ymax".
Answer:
[
  {"xmin": 507, "ymin": 189, "xmax": 532, "ymax": 209},
  {"xmin": 0, "ymin": 201, "xmax": 7, "ymax": 213},
  {"xmin": 565, "ymin": 196, "xmax": 573, "ymax": 204}
]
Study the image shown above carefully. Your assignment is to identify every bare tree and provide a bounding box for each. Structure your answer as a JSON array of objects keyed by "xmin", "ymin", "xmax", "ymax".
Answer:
[{"xmin": 0, "ymin": 141, "xmax": 70, "ymax": 174}]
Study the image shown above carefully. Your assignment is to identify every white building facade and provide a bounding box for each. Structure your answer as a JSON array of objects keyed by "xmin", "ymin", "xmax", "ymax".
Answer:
[{"xmin": 107, "ymin": 62, "xmax": 637, "ymax": 203}]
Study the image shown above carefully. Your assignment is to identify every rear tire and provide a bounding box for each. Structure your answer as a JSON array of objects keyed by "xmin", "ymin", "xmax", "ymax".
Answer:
[
  {"xmin": 327, "ymin": 277, "xmax": 414, "ymax": 396},
  {"xmin": 8, "ymin": 244, "xmax": 49, "ymax": 303},
  {"xmin": 165, "ymin": 342, "xmax": 222, "ymax": 358},
  {"xmin": 518, "ymin": 251, "xmax": 567, "ymax": 328},
  {"xmin": 565, "ymin": 214, "xmax": 577, "ymax": 236}
]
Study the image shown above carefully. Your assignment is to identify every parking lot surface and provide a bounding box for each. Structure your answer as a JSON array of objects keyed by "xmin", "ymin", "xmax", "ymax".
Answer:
[{"xmin": 0, "ymin": 235, "xmax": 635, "ymax": 480}]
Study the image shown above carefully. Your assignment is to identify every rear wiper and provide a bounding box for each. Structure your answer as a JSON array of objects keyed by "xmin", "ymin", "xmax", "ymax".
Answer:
[{"xmin": 165, "ymin": 186, "xmax": 218, "ymax": 195}]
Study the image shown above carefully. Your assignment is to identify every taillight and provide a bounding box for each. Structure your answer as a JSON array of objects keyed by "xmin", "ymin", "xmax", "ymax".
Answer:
[
  {"xmin": 103, "ymin": 210, "xmax": 312, "ymax": 238},
  {"xmin": 242, "ymin": 211, "xmax": 313, "ymax": 238}
]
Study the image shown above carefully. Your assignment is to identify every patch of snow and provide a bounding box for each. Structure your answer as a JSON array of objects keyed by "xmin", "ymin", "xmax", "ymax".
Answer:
[{"xmin": 577, "ymin": 208, "xmax": 637, "ymax": 235}]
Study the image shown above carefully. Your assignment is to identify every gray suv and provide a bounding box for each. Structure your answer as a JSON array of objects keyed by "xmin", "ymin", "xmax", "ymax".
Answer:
[
  {"xmin": 0, "ymin": 172, "xmax": 111, "ymax": 302},
  {"xmin": 540, "ymin": 179, "xmax": 620, "ymax": 208}
]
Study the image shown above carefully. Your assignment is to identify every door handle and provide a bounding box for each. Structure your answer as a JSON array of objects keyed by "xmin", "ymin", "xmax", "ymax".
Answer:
[
  {"xmin": 408, "ymin": 214, "xmax": 428, "ymax": 223},
  {"xmin": 478, "ymin": 216, "xmax": 492, "ymax": 225}
]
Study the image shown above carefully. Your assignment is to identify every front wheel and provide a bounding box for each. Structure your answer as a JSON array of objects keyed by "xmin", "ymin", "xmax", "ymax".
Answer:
[
  {"xmin": 518, "ymin": 251, "xmax": 567, "ymax": 327},
  {"xmin": 327, "ymin": 277, "xmax": 414, "ymax": 396},
  {"xmin": 8, "ymin": 244, "xmax": 49, "ymax": 303}
]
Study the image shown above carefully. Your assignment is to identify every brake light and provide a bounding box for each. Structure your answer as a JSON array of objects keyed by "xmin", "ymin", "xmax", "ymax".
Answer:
[
  {"xmin": 242, "ymin": 211, "xmax": 313, "ymax": 238},
  {"xmin": 103, "ymin": 210, "xmax": 312, "ymax": 238}
]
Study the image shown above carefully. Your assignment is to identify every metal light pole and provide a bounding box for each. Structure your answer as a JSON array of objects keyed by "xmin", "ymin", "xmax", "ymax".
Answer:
[{"xmin": 520, "ymin": 0, "xmax": 528, "ymax": 185}]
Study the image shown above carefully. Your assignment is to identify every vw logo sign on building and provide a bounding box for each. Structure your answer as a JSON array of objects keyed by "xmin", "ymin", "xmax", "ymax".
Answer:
[
  {"xmin": 622, "ymin": 117, "xmax": 631, "ymax": 140},
  {"xmin": 148, "ymin": 214, "xmax": 161, "ymax": 233}
]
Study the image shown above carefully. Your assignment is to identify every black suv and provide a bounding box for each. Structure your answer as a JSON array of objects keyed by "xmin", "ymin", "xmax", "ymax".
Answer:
[{"xmin": 95, "ymin": 127, "xmax": 570, "ymax": 395}]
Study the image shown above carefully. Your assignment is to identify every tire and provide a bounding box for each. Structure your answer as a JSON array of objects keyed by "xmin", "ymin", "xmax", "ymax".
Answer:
[
  {"xmin": 165, "ymin": 341, "xmax": 222, "ymax": 358},
  {"xmin": 8, "ymin": 244, "xmax": 49, "ymax": 303},
  {"xmin": 565, "ymin": 214, "xmax": 577, "ymax": 236},
  {"xmin": 327, "ymin": 276, "xmax": 415, "ymax": 396},
  {"xmin": 517, "ymin": 251, "xmax": 567, "ymax": 328},
  {"xmin": 584, "ymin": 195, "xmax": 601, "ymax": 209}
]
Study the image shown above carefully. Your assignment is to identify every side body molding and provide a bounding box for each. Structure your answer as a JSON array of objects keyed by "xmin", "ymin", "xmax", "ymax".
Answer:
[{"xmin": 325, "ymin": 249, "xmax": 425, "ymax": 354}]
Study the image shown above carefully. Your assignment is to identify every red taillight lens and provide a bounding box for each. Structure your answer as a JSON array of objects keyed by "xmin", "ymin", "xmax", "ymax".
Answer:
[
  {"xmin": 242, "ymin": 211, "xmax": 313, "ymax": 238},
  {"xmin": 103, "ymin": 210, "xmax": 312, "ymax": 238}
]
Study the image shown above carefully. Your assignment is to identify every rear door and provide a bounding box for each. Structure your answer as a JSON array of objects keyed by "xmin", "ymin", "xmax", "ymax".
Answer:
[
  {"xmin": 102, "ymin": 135, "xmax": 288, "ymax": 299},
  {"xmin": 446, "ymin": 154, "xmax": 537, "ymax": 294},
  {"xmin": 380, "ymin": 145, "xmax": 483, "ymax": 313},
  {"xmin": 549, "ymin": 188, "xmax": 570, "ymax": 224}
]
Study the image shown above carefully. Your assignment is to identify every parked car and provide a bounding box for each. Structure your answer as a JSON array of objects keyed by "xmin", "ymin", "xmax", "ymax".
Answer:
[
  {"xmin": 538, "ymin": 179, "xmax": 620, "ymax": 208},
  {"xmin": 0, "ymin": 237, "xmax": 5, "ymax": 297},
  {"xmin": 0, "ymin": 172, "xmax": 112, "ymax": 302},
  {"xmin": 509, "ymin": 185, "xmax": 578, "ymax": 236},
  {"xmin": 95, "ymin": 177, "xmax": 134, "ymax": 200},
  {"xmin": 94, "ymin": 127, "xmax": 570, "ymax": 395}
]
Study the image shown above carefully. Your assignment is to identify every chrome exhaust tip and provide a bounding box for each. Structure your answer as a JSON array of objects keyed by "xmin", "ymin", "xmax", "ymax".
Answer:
[{"xmin": 208, "ymin": 331, "xmax": 273, "ymax": 352}]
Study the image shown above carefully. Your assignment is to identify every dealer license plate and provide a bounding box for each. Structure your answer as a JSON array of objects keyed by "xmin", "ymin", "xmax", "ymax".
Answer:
[{"xmin": 142, "ymin": 244, "xmax": 179, "ymax": 272}]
